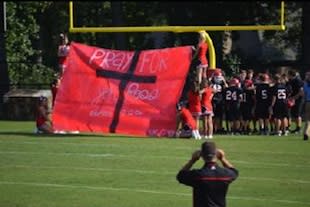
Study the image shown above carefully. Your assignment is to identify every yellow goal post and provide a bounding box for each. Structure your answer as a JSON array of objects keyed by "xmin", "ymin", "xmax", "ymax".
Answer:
[{"xmin": 68, "ymin": 1, "xmax": 286, "ymax": 69}]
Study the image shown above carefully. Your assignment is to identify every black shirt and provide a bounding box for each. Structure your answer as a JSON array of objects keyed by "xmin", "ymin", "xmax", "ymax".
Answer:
[
  {"xmin": 241, "ymin": 88, "xmax": 255, "ymax": 106},
  {"xmin": 255, "ymin": 83, "xmax": 271, "ymax": 105},
  {"xmin": 223, "ymin": 86, "xmax": 243, "ymax": 108},
  {"xmin": 211, "ymin": 80, "xmax": 226, "ymax": 104},
  {"xmin": 287, "ymin": 77, "xmax": 304, "ymax": 101},
  {"xmin": 177, "ymin": 162, "xmax": 238, "ymax": 207},
  {"xmin": 271, "ymin": 83, "xmax": 291, "ymax": 105}
]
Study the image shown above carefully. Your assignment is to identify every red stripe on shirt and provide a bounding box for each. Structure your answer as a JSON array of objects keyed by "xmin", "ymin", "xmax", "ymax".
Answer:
[{"xmin": 197, "ymin": 176, "xmax": 233, "ymax": 181}]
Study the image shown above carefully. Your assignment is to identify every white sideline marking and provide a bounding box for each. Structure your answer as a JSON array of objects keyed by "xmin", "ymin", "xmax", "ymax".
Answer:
[
  {"xmin": 1, "ymin": 165, "xmax": 310, "ymax": 184},
  {"xmin": 0, "ymin": 181, "xmax": 309, "ymax": 205},
  {"xmin": 0, "ymin": 150, "xmax": 309, "ymax": 168}
]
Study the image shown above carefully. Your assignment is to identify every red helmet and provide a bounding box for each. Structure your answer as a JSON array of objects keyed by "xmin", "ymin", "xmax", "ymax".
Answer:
[
  {"xmin": 229, "ymin": 78, "xmax": 239, "ymax": 86},
  {"xmin": 287, "ymin": 99, "xmax": 295, "ymax": 108},
  {"xmin": 213, "ymin": 69, "xmax": 222, "ymax": 77},
  {"xmin": 262, "ymin": 73, "xmax": 270, "ymax": 82},
  {"xmin": 244, "ymin": 79, "xmax": 253, "ymax": 87}
]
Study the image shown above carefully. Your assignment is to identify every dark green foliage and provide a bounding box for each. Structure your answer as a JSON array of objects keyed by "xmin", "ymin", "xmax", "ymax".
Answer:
[
  {"xmin": 5, "ymin": 2, "xmax": 55, "ymax": 86},
  {"xmin": 3, "ymin": 1, "xmax": 304, "ymax": 86}
]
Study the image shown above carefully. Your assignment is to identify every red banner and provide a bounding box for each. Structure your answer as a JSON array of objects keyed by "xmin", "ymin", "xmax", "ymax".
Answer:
[{"xmin": 52, "ymin": 42, "xmax": 192, "ymax": 137}]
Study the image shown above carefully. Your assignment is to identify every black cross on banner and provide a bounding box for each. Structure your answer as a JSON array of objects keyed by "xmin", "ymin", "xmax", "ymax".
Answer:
[{"xmin": 96, "ymin": 51, "xmax": 157, "ymax": 133}]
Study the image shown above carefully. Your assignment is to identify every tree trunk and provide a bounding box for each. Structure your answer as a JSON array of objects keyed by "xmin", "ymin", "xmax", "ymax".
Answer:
[
  {"xmin": 302, "ymin": 2, "xmax": 310, "ymax": 70},
  {"xmin": 111, "ymin": 1, "xmax": 127, "ymax": 50},
  {"xmin": 0, "ymin": 2, "xmax": 9, "ymax": 118}
]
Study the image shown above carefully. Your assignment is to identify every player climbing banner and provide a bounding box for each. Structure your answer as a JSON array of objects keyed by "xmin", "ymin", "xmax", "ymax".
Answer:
[{"xmin": 52, "ymin": 42, "xmax": 192, "ymax": 137}]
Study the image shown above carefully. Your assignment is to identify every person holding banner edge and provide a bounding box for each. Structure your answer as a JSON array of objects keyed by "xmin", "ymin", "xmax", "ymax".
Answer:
[{"xmin": 176, "ymin": 102, "xmax": 201, "ymax": 139}]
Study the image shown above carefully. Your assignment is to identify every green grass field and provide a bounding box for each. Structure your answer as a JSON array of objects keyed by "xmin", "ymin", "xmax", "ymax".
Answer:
[{"xmin": 0, "ymin": 121, "xmax": 309, "ymax": 207}]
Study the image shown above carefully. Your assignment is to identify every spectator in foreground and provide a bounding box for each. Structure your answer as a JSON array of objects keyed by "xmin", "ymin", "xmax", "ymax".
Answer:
[{"xmin": 177, "ymin": 141, "xmax": 238, "ymax": 207}]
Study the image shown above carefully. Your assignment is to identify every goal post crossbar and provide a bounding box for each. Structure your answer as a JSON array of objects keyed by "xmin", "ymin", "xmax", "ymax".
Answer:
[{"xmin": 68, "ymin": 1, "xmax": 286, "ymax": 69}]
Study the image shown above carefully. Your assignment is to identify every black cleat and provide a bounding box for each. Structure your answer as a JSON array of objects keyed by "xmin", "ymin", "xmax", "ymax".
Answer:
[
  {"xmin": 291, "ymin": 128, "xmax": 301, "ymax": 134},
  {"xmin": 304, "ymin": 134, "xmax": 309, "ymax": 141}
]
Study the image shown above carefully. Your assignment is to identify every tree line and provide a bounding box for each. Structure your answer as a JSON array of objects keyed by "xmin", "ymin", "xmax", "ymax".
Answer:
[{"xmin": 2, "ymin": 1, "xmax": 305, "ymax": 86}]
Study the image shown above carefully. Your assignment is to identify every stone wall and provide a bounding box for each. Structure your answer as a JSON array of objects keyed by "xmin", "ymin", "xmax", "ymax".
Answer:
[{"xmin": 3, "ymin": 89, "xmax": 52, "ymax": 120}]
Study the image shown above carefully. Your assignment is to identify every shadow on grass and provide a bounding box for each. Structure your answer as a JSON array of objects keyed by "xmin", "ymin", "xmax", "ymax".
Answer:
[
  {"xmin": 0, "ymin": 131, "xmax": 145, "ymax": 139},
  {"xmin": 0, "ymin": 131, "xmax": 104, "ymax": 138}
]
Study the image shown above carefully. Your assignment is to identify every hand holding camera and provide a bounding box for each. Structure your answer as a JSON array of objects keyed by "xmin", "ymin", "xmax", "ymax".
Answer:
[
  {"xmin": 216, "ymin": 148, "xmax": 225, "ymax": 161},
  {"xmin": 191, "ymin": 150, "xmax": 201, "ymax": 162}
]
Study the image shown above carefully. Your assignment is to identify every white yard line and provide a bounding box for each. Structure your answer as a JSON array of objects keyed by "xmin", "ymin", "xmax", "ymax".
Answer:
[
  {"xmin": 239, "ymin": 176, "xmax": 310, "ymax": 184},
  {"xmin": 0, "ymin": 140, "xmax": 305, "ymax": 154},
  {"xmin": 0, "ymin": 140, "xmax": 121, "ymax": 148},
  {"xmin": 228, "ymin": 195, "xmax": 310, "ymax": 205},
  {"xmin": 0, "ymin": 151, "xmax": 176, "ymax": 159},
  {"xmin": 0, "ymin": 151, "xmax": 114, "ymax": 157},
  {"xmin": 0, "ymin": 181, "xmax": 309, "ymax": 205},
  {"xmin": 1, "ymin": 165, "xmax": 310, "ymax": 184},
  {"xmin": 0, "ymin": 165, "xmax": 173, "ymax": 175},
  {"xmin": 0, "ymin": 150, "xmax": 309, "ymax": 168},
  {"xmin": 232, "ymin": 160, "xmax": 310, "ymax": 168}
]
